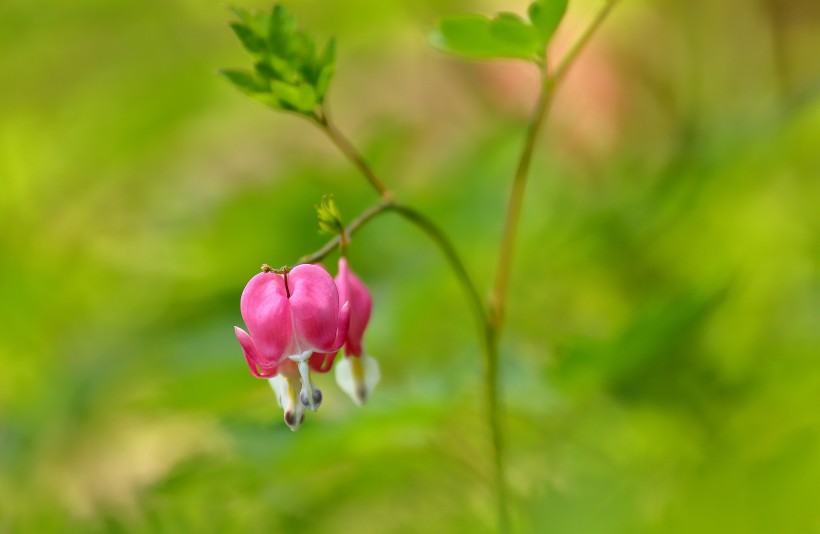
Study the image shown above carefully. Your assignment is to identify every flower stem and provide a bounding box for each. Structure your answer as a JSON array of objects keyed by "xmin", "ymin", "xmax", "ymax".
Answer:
[
  {"xmin": 488, "ymin": 71, "xmax": 555, "ymax": 330},
  {"xmin": 297, "ymin": 202, "xmax": 393, "ymax": 264},
  {"xmin": 484, "ymin": 3, "xmax": 620, "ymax": 531},
  {"xmin": 388, "ymin": 203, "xmax": 488, "ymax": 328},
  {"xmin": 302, "ymin": 4, "xmax": 619, "ymax": 524},
  {"xmin": 313, "ymin": 113, "xmax": 507, "ymax": 530},
  {"xmin": 316, "ymin": 109, "xmax": 391, "ymax": 200},
  {"xmin": 489, "ymin": 0, "xmax": 621, "ymax": 329}
]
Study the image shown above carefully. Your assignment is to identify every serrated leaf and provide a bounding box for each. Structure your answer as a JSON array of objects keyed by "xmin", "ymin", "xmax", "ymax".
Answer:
[
  {"xmin": 271, "ymin": 81, "xmax": 317, "ymax": 113},
  {"xmin": 430, "ymin": 14, "xmax": 541, "ymax": 60},
  {"xmin": 320, "ymin": 37, "xmax": 336, "ymax": 67},
  {"xmin": 315, "ymin": 64, "xmax": 335, "ymax": 102},
  {"xmin": 229, "ymin": 7, "xmax": 252, "ymax": 25},
  {"xmin": 230, "ymin": 6, "xmax": 268, "ymax": 34},
  {"xmin": 230, "ymin": 22, "xmax": 267, "ymax": 55},
  {"xmin": 528, "ymin": 0, "xmax": 568, "ymax": 44},
  {"xmin": 219, "ymin": 69, "xmax": 269, "ymax": 95},
  {"xmin": 313, "ymin": 38, "xmax": 336, "ymax": 98},
  {"xmin": 268, "ymin": 5, "xmax": 297, "ymax": 54},
  {"xmin": 265, "ymin": 55, "xmax": 299, "ymax": 84},
  {"xmin": 292, "ymin": 32, "xmax": 317, "ymax": 75},
  {"xmin": 250, "ymin": 92, "xmax": 283, "ymax": 109},
  {"xmin": 254, "ymin": 61, "xmax": 276, "ymax": 82},
  {"xmin": 224, "ymin": 4, "xmax": 334, "ymax": 115}
]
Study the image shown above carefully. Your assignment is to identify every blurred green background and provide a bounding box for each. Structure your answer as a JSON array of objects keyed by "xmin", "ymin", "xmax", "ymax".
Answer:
[{"xmin": 2, "ymin": 0, "xmax": 819, "ymax": 532}]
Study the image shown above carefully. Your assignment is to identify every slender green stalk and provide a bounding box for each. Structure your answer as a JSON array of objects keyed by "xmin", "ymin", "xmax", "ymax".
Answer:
[
  {"xmin": 298, "ymin": 201, "xmax": 487, "ymax": 332},
  {"xmin": 489, "ymin": 0, "xmax": 620, "ymax": 329},
  {"xmin": 388, "ymin": 203, "xmax": 488, "ymax": 328},
  {"xmin": 316, "ymin": 110, "xmax": 391, "ymax": 200},
  {"xmin": 297, "ymin": 201, "xmax": 393, "ymax": 264},
  {"xmin": 489, "ymin": 71, "xmax": 555, "ymax": 329},
  {"xmin": 313, "ymin": 114, "xmax": 507, "ymax": 531},
  {"xmin": 302, "ymin": 6, "xmax": 619, "ymax": 528},
  {"xmin": 484, "ymin": 3, "xmax": 620, "ymax": 530}
]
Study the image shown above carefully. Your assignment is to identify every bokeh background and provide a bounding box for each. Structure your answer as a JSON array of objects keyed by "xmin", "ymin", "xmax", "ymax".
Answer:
[{"xmin": 2, "ymin": 0, "xmax": 819, "ymax": 532}]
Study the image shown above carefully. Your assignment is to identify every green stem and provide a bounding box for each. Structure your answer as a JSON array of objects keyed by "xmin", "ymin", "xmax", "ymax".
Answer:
[
  {"xmin": 317, "ymin": 109, "xmax": 391, "ymax": 200},
  {"xmin": 305, "ymin": 5, "xmax": 619, "ymax": 526},
  {"xmin": 297, "ymin": 201, "xmax": 393, "ymax": 264},
  {"xmin": 313, "ymin": 114, "xmax": 507, "ymax": 531},
  {"xmin": 489, "ymin": 0, "xmax": 620, "ymax": 329},
  {"xmin": 484, "ymin": 4, "xmax": 620, "ymax": 530},
  {"xmin": 388, "ymin": 203, "xmax": 488, "ymax": 328},
  {"xmin": 489, "ymin": 71, "xmax": 555, "ymax": 329}
]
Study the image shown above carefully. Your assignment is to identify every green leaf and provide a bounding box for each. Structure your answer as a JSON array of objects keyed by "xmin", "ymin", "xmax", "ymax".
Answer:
[
  {"xmin": 292, "ymin": 32, "xmax": 317, "ymax": 73},
  {"xmin": 268, "ymin": 5, "xmax": 297, "ymax": 54},
  {"xmin": 271, "ymin": 81, "xmax": 317, "ymax": 113},
  {"xmin": 320, "ymin": 37, "xmax": 336, "ymax": 68},
  {"xmin": 430, "ymin": 13, "xmax": 541, "ymax": 60},
  {"xmin": 491, "ymin": 13, "xmax": 540, "ymax": 49},
  {"xmin": 528, "ymin": 0, "xmax": 568, "ymax": 44},
  {"xmin": 230, "ymin": 22, "xmax": 267, "ymax": 55},
  {"xmin": 268, "ymin": 55, "xmax": 301, "ymax": 84},
  {"xmin": 219, "ymin": 69, "xmax": 269, "ymax": 95},
  {"xmin": 229, "ymin": 7, "xmax": 253, "ymax": 29},
  {"xmin": 224, "ymin": 4, "xmax": 335, "ymax": 114},
  {"xmin": 254, "ymin": 61, "xmax": 276, "ymax": 82},
  {"xmin": 230, "ymin": 6, "xmax": 268, "ymax": 35},
  {"xmin": 315, "ymin": 65, "xmax": 335, "ymax": 102},
  {"xmin": 314, "ymin": 38, "xmax": 336, "ymax": 100},
  {"xmin": 249, "ymin": 92, "xmax": 283, "ymax": 109}
]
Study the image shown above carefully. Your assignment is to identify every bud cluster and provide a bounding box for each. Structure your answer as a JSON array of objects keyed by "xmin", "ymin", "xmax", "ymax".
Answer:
[{"xmin": 220, "ymin": 5, "xmax": 335, "ymax": 116}]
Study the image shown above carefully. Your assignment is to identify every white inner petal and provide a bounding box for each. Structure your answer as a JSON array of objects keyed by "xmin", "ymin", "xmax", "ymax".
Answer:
[
  {"xmin": 363, "ymin": 354, "xmax": 381, "ymax": 395},
  {"xmin": 268, "ymin": 375, "xmax": 286, "ymax": 408},
  {"xmin": 335, "ymin": 355, "xmax": 380, "ymax": 407},
  {"xmin": 268, "ymin": 374, "xmax": 304, "ymax": 431},
  {"xmin": 297, "ymin": 359, "xmax": 320, "ymax": 412},
  {"xmin": 288, "ymin": 349, "xmax": 314, "ymax": 363}
]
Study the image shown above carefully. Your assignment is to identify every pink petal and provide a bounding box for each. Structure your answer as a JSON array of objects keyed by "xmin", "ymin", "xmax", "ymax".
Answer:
[
  {"xmin": 336, "ymin": 258, "xmax": 372, "ymax": 356},
  {"xmin": 327, "ymin": 300, "xmax": 351, "ymax": 353},
  {"xmin": 288, "ymin": 264, "xmax": 341, "ymax": 353},
  {"xmin": 308, "ymin": 351, "xmax": 337, "ymax": 373},
  {"xmin": 235, "ymin": 326, "xmax": 278, "ymax": 378},
  {"xmin": 240, "ymin": 272, "xmax": 292, "ymax": 367}
]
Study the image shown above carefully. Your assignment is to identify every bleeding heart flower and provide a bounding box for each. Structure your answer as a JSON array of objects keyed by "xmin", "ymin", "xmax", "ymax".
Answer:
[
  {"xmin": 234, "ymin": 264, "xmax": 350, "ymax": 430},
  {"xmin": 333, "ymin": 257, "xmax": 380, "ymax": 406}
]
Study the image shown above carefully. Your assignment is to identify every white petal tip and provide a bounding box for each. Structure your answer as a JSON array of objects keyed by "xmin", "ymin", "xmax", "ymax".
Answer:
[
  {"xmin": 335, "ymin": 355, "xmax": 380, "ymax": 407},
  {"xmin": 284, "ymin": 409, "xmax": 305, "ymax": 431},
  {"xmin": 268, "ymin": 375, "xmax": 286, "ymax": 408},
  {"xmin": 270, "ymin": 374, "xmax": 305, "ymax": 430}
]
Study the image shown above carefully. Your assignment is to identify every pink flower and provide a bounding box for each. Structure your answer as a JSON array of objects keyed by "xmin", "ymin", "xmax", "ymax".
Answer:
[
  {"xmin": 234, "ymin": 264, "xmax": 350, "ymax": 430},
  {"xmin": 333, "ymin": 258, "xmax": 380, "ymax": 406}
]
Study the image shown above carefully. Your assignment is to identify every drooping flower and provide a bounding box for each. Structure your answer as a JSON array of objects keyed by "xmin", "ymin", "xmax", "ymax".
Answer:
[
  {"xmin": 333, "ymin": 257, "xmax": 380, "ymax": 406},
  {"xmin": 234, "ymin": 264, "xmax": 350, "ymax": 430}
]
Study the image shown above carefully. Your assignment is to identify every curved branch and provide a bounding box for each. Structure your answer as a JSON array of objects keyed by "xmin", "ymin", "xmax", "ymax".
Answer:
[
  {"xmin": 389, "ymin": 203, "xmax": 489, "ymax": 327},
  {"xmin": 317, "ymin": 109, "xmax": 391, "ymax": 199},
  {"xmin": 297, "ymin": 201, "xmax": 394, "ymax": 264}
]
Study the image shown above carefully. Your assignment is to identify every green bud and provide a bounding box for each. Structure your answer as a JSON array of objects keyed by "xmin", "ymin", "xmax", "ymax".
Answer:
[{"xmin": 316, "ymin": 195, "xmax": 344, "ymax": 235}]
